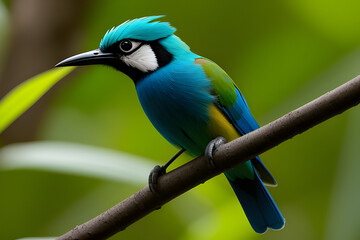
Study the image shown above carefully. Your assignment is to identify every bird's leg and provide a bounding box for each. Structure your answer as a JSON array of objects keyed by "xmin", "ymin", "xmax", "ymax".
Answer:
[
  {"xmin": 205, "ymin": 136, "xmax": 227, "ymax": 168},
  {"xmin": 149, "ymin": 148, "xmax": 186, "ymax": 193}
]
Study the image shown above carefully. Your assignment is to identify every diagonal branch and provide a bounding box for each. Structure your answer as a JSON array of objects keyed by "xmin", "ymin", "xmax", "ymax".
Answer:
[{"xmin": 56, "ymin": 75, "xmax": 360, "ymax": 240}]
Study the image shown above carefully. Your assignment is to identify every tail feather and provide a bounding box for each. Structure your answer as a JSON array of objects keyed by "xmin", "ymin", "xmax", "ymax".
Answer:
[
  {"xmin": 226, "ymin": 172, "xmax": 285, "ymax": 233},
  {"xmin": 251, "ymin": 156, "xmax": 277, "ymax": 186}
]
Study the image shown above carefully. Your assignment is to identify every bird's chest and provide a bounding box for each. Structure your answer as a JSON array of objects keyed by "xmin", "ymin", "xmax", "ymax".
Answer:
[{"xmin": 135, "ymin": 63, "xmax": 214, "ymax": 155}]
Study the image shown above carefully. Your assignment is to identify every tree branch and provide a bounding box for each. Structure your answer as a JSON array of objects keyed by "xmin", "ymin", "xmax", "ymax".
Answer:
[{"xmin": 56, "ymin": 75, "xmax": 360, "ymax": 240}]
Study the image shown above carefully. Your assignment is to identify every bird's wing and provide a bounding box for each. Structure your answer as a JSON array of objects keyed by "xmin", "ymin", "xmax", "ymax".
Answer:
[{"xmin": 195, "ymin": 58, "xmax": 277, "ymax": 186}]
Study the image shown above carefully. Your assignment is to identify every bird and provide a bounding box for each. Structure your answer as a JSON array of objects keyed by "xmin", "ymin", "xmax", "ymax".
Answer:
[{"xmin": 56, "ymin": 16, "xmax": 285, "ymax": 233}]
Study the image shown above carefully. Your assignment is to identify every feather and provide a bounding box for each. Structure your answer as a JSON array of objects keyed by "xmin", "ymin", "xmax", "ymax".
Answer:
[
  {"xmin": 136, "ymin": 59, "xmax": 213, "ymax": 155},
  {"xmin": 121, "ymin": 45, "xmax": 158, "ymax": 72},
  {"xmin": 100, "ymin": 16, "xmax": 176, "ymax": 51},
  {"xmin": 226, "ymin": 171, "xmax": 285, "ymax": 233},
  {"xmin": 196, "ymin": 58, "xmax": 284, "ymax": 231}
]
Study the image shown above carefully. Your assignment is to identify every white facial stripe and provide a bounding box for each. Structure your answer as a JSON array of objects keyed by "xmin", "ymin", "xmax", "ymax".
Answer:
[{"xmin": 120, "ymin": 44, "xmax": 158, "ymax": 72}]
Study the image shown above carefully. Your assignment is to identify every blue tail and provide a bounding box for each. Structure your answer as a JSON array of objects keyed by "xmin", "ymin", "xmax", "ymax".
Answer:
[{"xmin": 226, "ymin": 172, "xmax": 285, "ymax": 233}]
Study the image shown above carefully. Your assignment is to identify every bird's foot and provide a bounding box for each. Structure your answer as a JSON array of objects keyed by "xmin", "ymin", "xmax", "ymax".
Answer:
[
  {"xmin": 148, "ymin": 165, "xmax": 166, "ymax": 193},
  {"xmin": 148, "ymin": 148, "xmax": 186, "ymax": 194},
  {"xmin": 205, "ymin": 136, "xmax": 227, "ymax": 168}
]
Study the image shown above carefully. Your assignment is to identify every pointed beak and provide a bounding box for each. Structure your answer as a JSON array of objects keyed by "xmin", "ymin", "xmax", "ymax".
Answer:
[{"xmin": 55, "ymin": 49, "xmax": 118, "ymax": 67}]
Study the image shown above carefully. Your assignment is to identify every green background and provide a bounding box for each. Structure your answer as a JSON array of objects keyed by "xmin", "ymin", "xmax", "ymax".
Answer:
[{"xmin": 1, "ymin": 0, "xmax": 360, "ymax": 239}]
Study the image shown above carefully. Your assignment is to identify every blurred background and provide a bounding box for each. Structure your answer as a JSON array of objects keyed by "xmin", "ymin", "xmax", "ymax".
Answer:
[{"xmin": 1, "ymin": 0, "xmax": 360, "ymax": 239}]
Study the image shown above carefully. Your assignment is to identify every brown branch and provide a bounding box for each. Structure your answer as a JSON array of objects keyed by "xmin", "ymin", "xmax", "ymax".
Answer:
[{"xmin": 56, "ymin": 75, "xmax": 360, "ymax": 240}]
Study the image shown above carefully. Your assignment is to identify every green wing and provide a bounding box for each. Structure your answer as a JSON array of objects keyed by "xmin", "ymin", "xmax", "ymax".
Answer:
[
  {"xmin": 195, "ymin": 58, "xmax": 237, "ymax": 108},
  {"xmin": 195, "ymin": 58, "xmax": 277, "ymax": 186}
]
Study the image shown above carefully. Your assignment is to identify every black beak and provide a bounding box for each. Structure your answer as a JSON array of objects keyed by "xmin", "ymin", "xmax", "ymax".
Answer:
[{"xmin": 55, "ymin": 49, "xmax": 118, "ymax": 67}]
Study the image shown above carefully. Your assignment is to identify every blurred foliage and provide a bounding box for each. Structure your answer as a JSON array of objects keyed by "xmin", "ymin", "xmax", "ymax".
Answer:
[
  {"xmin": 0, "ymin": 67, "xmax": 74, "ymax": 133},
  {"xmin": 1, "ymin": 0, "xmax": 360, "ymax": 240}
]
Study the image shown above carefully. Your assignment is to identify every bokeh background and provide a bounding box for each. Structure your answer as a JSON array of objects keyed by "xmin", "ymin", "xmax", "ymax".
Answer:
[{"xmin": 1, "ymin": 0, "xmax": 360, "ymax": 239}]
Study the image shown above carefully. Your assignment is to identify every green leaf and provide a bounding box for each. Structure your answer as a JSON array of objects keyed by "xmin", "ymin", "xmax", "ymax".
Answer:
[
  {"xmin": 0, "ymin": 141, "xmax": 156, "ymax": 184},
  {"xmin": 0, "ymin": 67, "xmax": 75, "ymax": 134}
]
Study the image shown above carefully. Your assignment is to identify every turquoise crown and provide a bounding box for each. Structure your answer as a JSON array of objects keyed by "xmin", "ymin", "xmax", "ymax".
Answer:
[{"xmin": 99, "ymin": 16, "xmax": 176, "ymax": 51}]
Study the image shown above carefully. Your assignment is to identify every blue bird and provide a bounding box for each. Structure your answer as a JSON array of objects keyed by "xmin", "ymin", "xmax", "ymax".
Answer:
[{"xmin": 56, "ymin": 16, "xmax": 285, "ymax": 233}]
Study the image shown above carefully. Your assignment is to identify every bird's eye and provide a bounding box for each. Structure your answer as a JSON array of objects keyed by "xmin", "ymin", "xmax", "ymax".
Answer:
[{"xmin": 119, "ymin": 40, "xmax": 141, "ymax": 53}]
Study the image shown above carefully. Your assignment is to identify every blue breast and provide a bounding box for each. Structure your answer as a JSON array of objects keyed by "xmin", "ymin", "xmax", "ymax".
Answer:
[{"xmin": 136, "ymin": 59, "xmax": 214, "ymax": 155}]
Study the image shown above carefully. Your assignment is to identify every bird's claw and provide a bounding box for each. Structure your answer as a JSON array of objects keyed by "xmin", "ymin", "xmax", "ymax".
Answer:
[
  {"xmin": 148, "ymin": 148, "xmax": 186, "ymax": 194},
  {"xmin": 148, "ymin": 165, "xmax": 166, "ymax": 193},
  {"xmin": 205, "ymin": 136, "xmax": 227, "ymax": 168}
]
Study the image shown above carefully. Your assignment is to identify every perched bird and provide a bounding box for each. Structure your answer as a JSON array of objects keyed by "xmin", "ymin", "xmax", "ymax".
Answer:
[{"xmin": 56, "ymin": 16, "xmax": 285, "ymax": 233}]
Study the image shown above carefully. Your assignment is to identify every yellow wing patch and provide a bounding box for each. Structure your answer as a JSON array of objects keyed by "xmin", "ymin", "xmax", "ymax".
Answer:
[{"xmin": 208, "ymin": 104, "xmax": 240, "ymax": 141}]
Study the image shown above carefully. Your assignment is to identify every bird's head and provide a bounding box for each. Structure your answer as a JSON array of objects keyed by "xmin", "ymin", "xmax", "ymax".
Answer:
[{"xmin": 56, "ymin": 16, "xmax": 192, "ymax": 82}]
